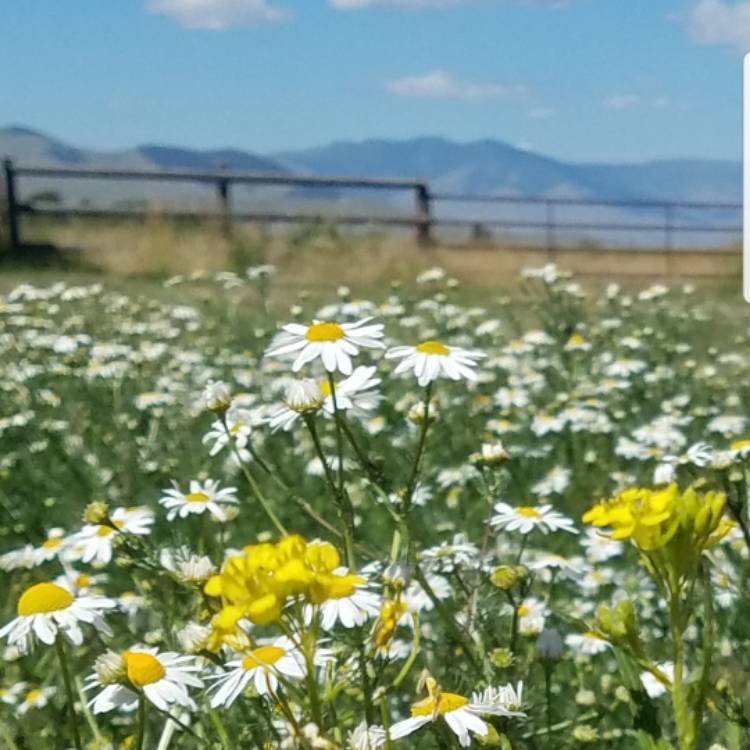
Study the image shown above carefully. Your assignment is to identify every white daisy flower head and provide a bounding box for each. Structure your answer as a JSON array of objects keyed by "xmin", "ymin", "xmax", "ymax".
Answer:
[
  {"xmin": 267, "ymin": 379, "xmax": 324, "ymax": 432},
  {"xmin": 72, "ymin": 506, "xmax": 154, "ymax": 566},
  {"xmin": 159, "ymin": 479, "xmax": 238, "ymax": 522},
  {"xmin": 313, "ymin": 569, "xmax": 381, "ymax": 631},
  {"xmin": 160, "ymin": 547, "xmax": 217, "ymax": 584},
  {"xmin": 321, "ymin": 366, "xmax": 382, "ymax": 417},
  {"xmin": 0, "ymin": 581, "xmax": 116, "ymax": 653},
  {"xmin": 390, "ymin": 677, "xmax": 525, "ymax": 748},
  {"xmin": 18, "ymin": 686, "xmax": 56, "ymax": 715},
  {"xmin": 87, "ymin": 647, "xmax": 203, "ymax": 714},
  {"xmin": 265, "ymin": 317, "xmax": 385, "ymax": 375},
  {"xmin": 209, "ymin": 636, "xmax": 306, "ymax": 706},
  {"xmin": 639, "ymin": 662, "xmax": 674, "ymax": 699},
  {"xmin": 491, "ymin": 503, "xmax": 578, "ymax": 535},
  {"xmin": 386, "ymin": 340, "xmax": 485, "ymax": 387}
]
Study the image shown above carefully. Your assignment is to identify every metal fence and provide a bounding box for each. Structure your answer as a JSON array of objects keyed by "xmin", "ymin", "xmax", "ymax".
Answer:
[{"xmin": 2, "ymin": 159, "xmax": 741, "ymax": 251}]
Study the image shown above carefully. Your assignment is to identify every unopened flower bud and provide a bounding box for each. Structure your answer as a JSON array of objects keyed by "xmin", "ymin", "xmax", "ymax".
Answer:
[
  {"xmin": 83, "ymin": 500, "xmax": 109, "ymax": 525},
  {"xmin": 470, "ymin": 441, "xmax": 509, "ymax": 467},
  {"xmin": 203, "ymin": 380, "xmax": 231, "ymax": 413},
  {"xmin": 490, "ymin": 647, "xmax": 514, "ymax": 669},
  {"xmin": 490, "ymin": 565, "xmax": 527, "ymax": 591},
  {"xmin": 285, "ymin": 379, "xmax": 323, "ymax": 413},
  {"xmin": 408, "ymin": 400, "xmax": 438, "ymax": 426},
  {"xmin": 536, "ymin": 628, "xmax": 564, "ymax": 663}
]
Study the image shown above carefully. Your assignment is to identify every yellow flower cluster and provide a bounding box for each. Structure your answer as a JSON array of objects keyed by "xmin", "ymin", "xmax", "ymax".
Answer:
[
  {"xmin": 204, "ymin": 535, "xmax": 357, "ymax": 641},
  {"xmin": 583, "ymin": 483, "xmax": 733, "ymax": 554}
]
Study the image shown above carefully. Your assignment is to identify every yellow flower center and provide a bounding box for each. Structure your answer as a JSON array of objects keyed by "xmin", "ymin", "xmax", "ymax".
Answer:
[
  {"xmin": 517, "ymin": 506, "xmax": 541, "ymax": 518},
  {"xmin": 732, "ymin": 439, "xmax": 750, "ymax": 451},
  {"xmin": 319, "ymin": 380, "xmax": 333, "ymax": 397},
  {"xmin": 122, "ymin": 651, "xmax": 165, "ymax": 687},
  {"xmin": 416, "ymin": 340, "xmax": 449, "ymax": 356},
  {"xmin": 75, "ymin": 574, "xmax": 91, "ymax": 589},
  {"xmin": 411, "ymin": 692, "xmax": 469, "ymax": 716},
  {"xmin": 18, "ymin": 582, "xmax": 74, "ymax": 616},
  {"xmin": 186, "ymin": 492, "xmax": 209, "ymax": 504},
  {"xmin": 25, "ymin": 689, "xmax": 42, "ymax": 704},
  {"xmin": 517, "ymin": 605, "xmax": 530, "ymax": 617},
  {"xmin": 42, "ymin": 538, "xmax": 62, "ymax": 550},
  {"xmin": 305, "ymin": 322, "xmax": 345, "ymax": 342},
  {"xmin": 323, "ymin": 573, "xmax": 366, "ymax": 600},
  {"xmin": 242, "ymin": 646, "xmax": 285, "ymax": 670}
]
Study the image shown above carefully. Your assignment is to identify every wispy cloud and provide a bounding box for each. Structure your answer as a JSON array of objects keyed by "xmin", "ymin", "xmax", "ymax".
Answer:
[
  {"xmin": 602, "ymin": 94, "xmax": 640, "ymax": 110},
  {"xmin": 147, "ymin": 0, "xmax": 291, "ymax": 29},
  {"xmin": 602, "ymin": 94, "xmax": 671, "ymax": 111},
  {"xmin": 682, "ymin": 0, "xmax": 750, "ymax": 51},
  {"xmin": 331, "ymin": 0, "xmax": 569, "ymax": 9},
  {"xmin": 387, "ymin": 70, "xmax": 526, "ymax": 100}
]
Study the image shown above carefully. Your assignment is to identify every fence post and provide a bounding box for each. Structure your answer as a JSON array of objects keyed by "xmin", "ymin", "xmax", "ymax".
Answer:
[
  {"xmin": 415, "ymin": 183, "xmax": 432, "ymax": 246},
  {"xmin": 216, "ymin": 164, "xmax": 232, "ymax": 236},
  {"xmin": 545, "ymin": 199, "xmax": 555, "ymax": 257},
  {"xmin": 3, "ymin": 159, "xmax": 20, "ymax": 251}
]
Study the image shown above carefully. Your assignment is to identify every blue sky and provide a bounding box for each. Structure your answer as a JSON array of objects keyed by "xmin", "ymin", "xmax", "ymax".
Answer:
[{"xmin": 0, "ymin": 0, "xmax": 747, "ymax": 162}]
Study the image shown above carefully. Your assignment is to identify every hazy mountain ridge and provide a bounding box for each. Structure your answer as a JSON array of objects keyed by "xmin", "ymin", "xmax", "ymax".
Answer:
[{"xmin": 0, "ymin": 126, "xmax": 740, "ymax": 205}]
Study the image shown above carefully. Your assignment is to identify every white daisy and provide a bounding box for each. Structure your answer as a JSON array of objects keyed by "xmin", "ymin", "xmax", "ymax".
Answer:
[
  {"xmin": 385, "ymin": 340, "xmax": 485, "ymax": 387},
  {"xmin": 159, "ymin": 479, "xmax": 238, "ymax": 522},
  {"xmin": 639, "ymin": 662, "xmax": 674, "ymax": 699},
  {"xmin": 321, "ymin": 365, "xmax": 382, "ymax": 417},
  {"xmin": 72, "ymin": 507, "xmax": 154, "ymax": 566},
  {"xmin": 17, "ymin": 686, "xmax": 56, "ymax": 715},
  {"xmin": 491, "ymin": 503, "xmax": 578, "ymax": 535},
  {"xmin": 313, "ymin": 570, "xmax": 381, "ymax": 630},
  {"xmin": 29, "ymin": 528, "xmax": 72, "ymax": 566},
  {"xmin": 265, "ymin": 318, "xmax": 385, "ymax": 375},
  {"xmin": 0, "ymin": 581, "xmax": 116, "ymax": 653},
  {"xmin": 581, "ymin": 528, "xmax": 624, "ymax": 562},
  {"xmin": 87, "ymin": 647, "xmax": 203, "ymax": 713},
  {"xmin": 390, "ymin": 678, "xmax": 524, "ymax": 748},
  {"xmin": 209, "ymin": 637, "xmax": 306, "ymax": 705},
  {"xmin": 202, "ymin": 407, "xmax": 255, "ymax": 457},
  {"xmin": 515, "ymin": 597, "xmax": 547, "ymax": 636},
  {"xmin": 348, "ymin": 721, "xmax": 386, "ymax": 749}
]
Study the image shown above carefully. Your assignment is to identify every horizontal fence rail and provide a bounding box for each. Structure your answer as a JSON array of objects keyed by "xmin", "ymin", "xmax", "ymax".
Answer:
[{"xmin": 1, "ymin": 158, "xmax": 741, "ymax": 252}]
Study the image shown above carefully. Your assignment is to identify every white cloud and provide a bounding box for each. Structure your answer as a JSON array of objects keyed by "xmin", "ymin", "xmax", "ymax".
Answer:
[
  {"xmin": 387, "ymin": 71, "xmax": 526, "ymax": 100},
  {"xmin": 147, "ymin": 0, "xmax": 291, "ymax": 29},
  {"xmin": 683, "ymin": 0, "xmax": 750, "ymax": 51},
  {"xmin": 331, "ymin": 0, "xmax": 568, "ymax": 9},
  {"xmin": 602, "ymin": 94, "xmax": 639, "ymax": 110}
]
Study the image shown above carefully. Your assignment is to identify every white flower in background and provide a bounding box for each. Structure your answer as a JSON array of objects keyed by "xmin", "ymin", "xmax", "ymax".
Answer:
[
  {"xmin": 54, "ymin": 568, "xmax": 106, "ymax": 596},
  {"xmin": 17, "ymin": 686, "xmax": 56, "ymax": 715},
  {"xmin": 203, "ymin": 380, "xmax": 231, "ymax": 412},
  {"xmin": 159, "ymin": 479, "xmax": 238, "ymax": 522},
  {"xmin": 0, "ymin": 682, "xmax": 27, "ymax": 706},
  {"xmin": 0, "ymin": 582, "xmax": 116, "ymax": 653},
  {"xmin": 87, "ymin": 648, "xmax": 203, "ymax": 713},
  {"xmin": 265, "ymin": 318, "xmax": 385, "ymax": 374},
  {"xmin": 386, "ymin": 340, "xmax": 485, "ymax": 387},
  {"xmin": 639, "ymin": 662, "xmax": 674, "ymax": 699},
  {"xmin": 495, "ymin": 386, "xmax": 530, "ymax": 409},
  {"xmin": 581, "ymin": 528, "xmax": 624, "ymax": 562},
  {"xmin": 565, "ymin": 631, "xmax": 611, "ymax": 656},
  {"xmin": 390, "ymin": 677, "xmax": 525, "ymax": 747},
  {"xmin": 29, "ymin": 528, "xmax": 73, "ymax": 566},
  {"xmin": 491, "ymin": 503, "xmax": 578, "ymax": 535},
  {"xmin": 420, "ymin": 534, "xmax": 481, "ymax": 573},
  {"xmin": 73, "ymin": 507, "xmax": 155, "ymax": 566},
  {"xmin": 202, "ymin": 407, "xmax": 255, "ymax": 456},
  {"xmin": 209, "ymin": 637, "xmax": 306, "ymax": 704},
  {"xmin": 515, "ymin": 597, "xmax": 547, "ymax": 636},
  {"xmin": 160, "ymin": 547, "xmax": 216, "ymax": 584},
  {"xmin": 707, "ymin": 416, "xmax": 747, "ymax": 436},
  {"xmin": 531, "ymin": 413, "xmax": 566, "ymax": 436},
  {"xmin": 0, "ymin": 544, "xmax": 35, "ymax": 572},
  {"xmin": 532, "ymin": 467, "xmax": 571, "ymax": 497}
]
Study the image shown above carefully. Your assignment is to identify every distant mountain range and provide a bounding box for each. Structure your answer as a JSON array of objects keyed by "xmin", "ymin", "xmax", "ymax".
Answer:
[
  {"xmin": 0, "ymin": 125, "xmax": 740, "ymax": 204},
  {"xmin": 0, "ymin": 126, "xmax": 740, "ymax": 247}
]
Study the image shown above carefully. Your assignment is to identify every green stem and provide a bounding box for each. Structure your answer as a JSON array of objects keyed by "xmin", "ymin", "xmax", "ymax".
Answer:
[
  {"xmin": 404, "ymin": 383, "xmax": 433, "ymax": 512},
  {"xmin": 136, "ymin": 692, "xmax": 147, "ymax": 750},
  {"xmin": 669, "ymin": 589, "xmax": 694, "ymax": 750},
  {"xmin": 222, "ymin": 420, "xmax": 287, "ymax": 536},
  {"xmin": 55, "ymin": 636, "xmax": 83, "ymax": 750}
]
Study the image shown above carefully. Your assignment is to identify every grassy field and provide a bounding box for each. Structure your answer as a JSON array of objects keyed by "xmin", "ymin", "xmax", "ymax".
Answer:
[{"xmin": 1, "ymin": 251, "xmax": 750, "ymax": 749}]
